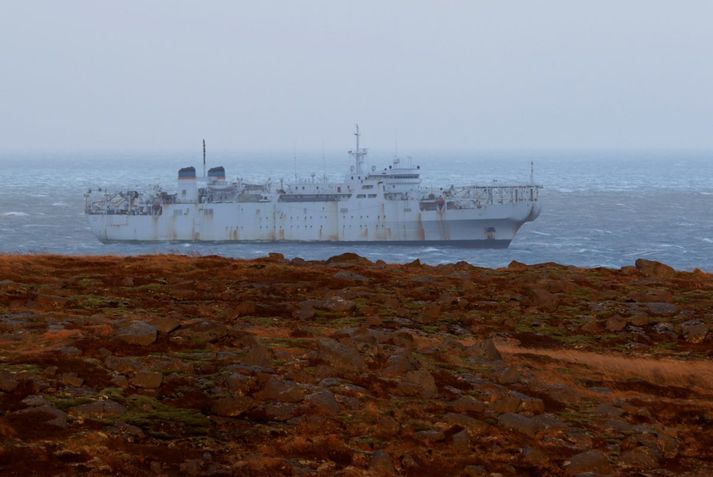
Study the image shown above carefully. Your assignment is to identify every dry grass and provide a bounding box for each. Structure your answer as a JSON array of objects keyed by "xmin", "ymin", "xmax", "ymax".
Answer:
[{"xmin": 499, "ymin": 344, "xmax": 713, "ymax": 393}]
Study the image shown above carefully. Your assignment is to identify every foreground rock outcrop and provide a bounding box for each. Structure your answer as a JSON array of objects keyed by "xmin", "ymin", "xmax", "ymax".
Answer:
[{"xmin": 0, "ymin": 254, "xmax": 712, "ymax": 476}]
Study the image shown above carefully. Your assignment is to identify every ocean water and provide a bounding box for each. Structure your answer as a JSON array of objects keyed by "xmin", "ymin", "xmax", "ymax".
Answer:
[{"xmin": 1, "ymin": 150, "xmax": 712, "ymax": 270}]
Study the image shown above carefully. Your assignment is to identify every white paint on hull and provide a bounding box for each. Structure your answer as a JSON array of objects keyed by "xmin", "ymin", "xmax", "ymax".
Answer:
[{"xmin": 88, "ymin": 197, "xmax": 539, "ymax": 245}]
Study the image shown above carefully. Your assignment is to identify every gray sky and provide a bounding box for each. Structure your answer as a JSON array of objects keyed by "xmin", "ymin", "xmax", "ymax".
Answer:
[{"xmin": 1, "ymin": 1, "xmax": 712, "ymax": 152}]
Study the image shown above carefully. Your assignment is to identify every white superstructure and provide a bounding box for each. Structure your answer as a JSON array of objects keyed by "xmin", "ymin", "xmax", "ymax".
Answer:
[{"xmin": 85, "ymin": 126, "xmax": 542, "ymax": 247}]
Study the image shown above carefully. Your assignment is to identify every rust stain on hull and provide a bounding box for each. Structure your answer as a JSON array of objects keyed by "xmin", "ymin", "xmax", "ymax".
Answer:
[{"xmin": 416, "ymin": 213, "xmax": 426, "ymax": 241}]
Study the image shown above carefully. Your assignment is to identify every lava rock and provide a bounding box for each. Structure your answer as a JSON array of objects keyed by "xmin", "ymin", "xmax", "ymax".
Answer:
[
  {"xmin": 151, "ymin": 316, "xmax": 181, "ymax": 335},
  {"xmin": 397, "ymin": 367, "xmax": 437, "ymax": 398},
  {"xmin": 0, "ymin": 371, "xmax": 18, "ymax": 392},
  {"xmin": 635, "ymin": 259, "xmax": 676, "ymax": 279},
  {"xmin": 680, "ymin": 320, "xmax": 708, "ymax": 343},
  {"xmin": 115, "ymin": 321, "xmax": 157, "ymax": 346},
  {"xmin": 497, "ymin": 413, "xmax": 540, "ymax": 437},
  {"xmin": 620, "ymin": 446, "xmax": 659, "ymax": 470},
  {"xmin": 450, "ymin": 395, "xmax": 485, "ymax": 414},
  {"xmin": 316, "ymin": 338, "xmax": 365, "ymax": 373},
  {"xmin": 130, "ymin": 371, "xmax": 163, "ymax": 389},
  {"xmin": 334, "ymin": 270, "xmax": 369, "ymax": 283},
  {"xmin": 368, "ymin": 450, "xmax": 395, "ymax": 476},
  {"xmin": 465, "ymin": 338, "xmax": 502, "ymax": 361},
  {"xmin": 60, "ymin": 372, "xmax": 83, "ymax": 387},
  {"xmin": 605, "ymin": 315, "xmax": 627, "ymax": 332},
  {"xmin": 68, "ymin": 400, "xmax": 127, "ymax": 420},
  {"xmin": 305, "ymin": 390, "xmax": 339, "ymax": 416},
  {"xmin": 564, "ymin": 450, "xmax": 612, "ymax": 476},
  {"xmin": 210, "ymin": 396, "xmax": 254, "ymax": 417},
  {"xmin": 13, "ymin": 405, "xmax": 68, "ymax": 428},
  {"xmin": 254, "ymin": 376, "xmax": 306, "ymax": 403},
  {"xmin": 316, "ymin": 296, "xmax": 356, "ymax": 313},
  {"xmin": 645, "ymin": 302, "xmax": 678, "ymax": 317}
]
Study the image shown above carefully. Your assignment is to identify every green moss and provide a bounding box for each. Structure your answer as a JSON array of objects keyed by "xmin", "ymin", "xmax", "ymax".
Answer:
[
  {"xmin": 569, "ymin": 287, "xmax": 595, "ymax": 299},
  {"xmin": 123, "ymin": 395, "xmax": 210, "ymax": 437},
  {"xmin": 376, "ymin": 307, "xmax": 398, "ymax": 319},
  {"xmin": 313, "ymin": 310, "xmax": 345, "ymax": 321},
  {"xmin": 197, "ymin": 376, "xmax": 218, "ymax": 389},
  {"xmin": 338, "ymin": 414, "xmax": 357, "ymax": 425},
  {"xmin": 330, "ymin": 316, "xmax": 363, "ymax": 327},
  {"xmin": 421, "ymin": 324, "xmax": 441, "ymax": 334},
  {"xmin": 556, "ymin": 407, "xmax": 596, "ymax": 428},
  {"xmin": 402, "ymin": 301, "xmax": 424, "ymax": 311},
  {"xmin": 70, "ymin": 294, "xmax": 127, "ymax": 309},
  {"xmin": 353, "ymin": 297, "xmax": 371, "ymax": 312},
  {"xmin": 0, "ymin": 363, "xmax": 42, "ymax": 374},
  {"xmin": 99, "ymin": 387, "xmax": 126, "ymax": 402},
  {"xmin": 130, "ymin": 283, "xmax": 164, "ymax": 293},
  {"xmin": 513, "ymin": 313, "xmax": 622, "ymax": 348},
  {"xmin": 242, "ymin": 316, "xmax": 275, "ymax": 327},
  {"xmin": 76, "ymin": 278, "xmax": 102, "ymax": 289},
  {"xmin": 47, "ymin": 396, "xmax": 95, "ymax": 410},
  {"xmin": 353, "ymin": 435, "xmax": 386, "ymax": 449},
  {"xmin": 171, "ymin": 350, "xmax": 216, "ymax": 362},
  {"xmin": 651, "ymin": 341, "xmax": 678, "ymax": 355},
  {"xmin": 264, "ymin": 337, "xmax": 314, "ymax": 349}
]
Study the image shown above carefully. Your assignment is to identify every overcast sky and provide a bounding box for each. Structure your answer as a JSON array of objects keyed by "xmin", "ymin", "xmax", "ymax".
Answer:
[{"xmin": 1, "ymin": 1, "xmax": 711, "ymax": 152}]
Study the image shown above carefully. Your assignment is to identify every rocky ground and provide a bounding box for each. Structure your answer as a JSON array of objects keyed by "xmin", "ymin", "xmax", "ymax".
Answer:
[{"xmin": 0, "ymin": 254, "xmax": 712, "ymax": 476}]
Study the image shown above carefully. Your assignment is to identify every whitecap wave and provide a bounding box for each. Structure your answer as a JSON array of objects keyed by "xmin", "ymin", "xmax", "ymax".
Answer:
[
  {"xmin": 52, "ymin": 202, "xmax": 69, "ymax": 207},
  {"xmin": 1, "ymin": 211, "xmax": 29, "ymax": 217}
]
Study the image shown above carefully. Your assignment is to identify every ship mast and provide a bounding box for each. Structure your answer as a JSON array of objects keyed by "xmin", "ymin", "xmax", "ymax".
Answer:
[
  {"xmin": 349, "ymin": 124, "xmax": 367, "ymax": 176},
  {"xmin": 203, "ymin": 139, "xmax": 207, "ymax": 178},
  {"xmin": 530, "ymin": 161, "xmax": 534, "ymax": 184}
]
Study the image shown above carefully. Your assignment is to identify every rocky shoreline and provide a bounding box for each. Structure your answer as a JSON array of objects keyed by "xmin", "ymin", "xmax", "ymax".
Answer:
[{"xmin": 0, "ymin": 254, "xmax": 711, "ymax": 476}]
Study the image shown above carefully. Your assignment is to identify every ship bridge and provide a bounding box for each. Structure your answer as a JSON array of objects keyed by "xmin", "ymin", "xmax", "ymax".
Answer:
[
  {"xmin": 368, "ymin": 161, "xmax": 421, "ymax": 194},
  {"xmin": 345, "ymin": 124, "xmax": 422, "ymax": 198}
]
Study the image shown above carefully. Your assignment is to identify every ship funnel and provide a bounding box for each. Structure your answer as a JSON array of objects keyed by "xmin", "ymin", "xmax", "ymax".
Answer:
[
  {"xmin": 208, "ymin": 166, "xmax": 226, "ymax": 182},
  {"xmin": 178, "ymin": 166, "xmax": 196, "ymax": 180},
  {"xmin": 177, "ymin": 166, "xmax": 198, "ymax": 203}
]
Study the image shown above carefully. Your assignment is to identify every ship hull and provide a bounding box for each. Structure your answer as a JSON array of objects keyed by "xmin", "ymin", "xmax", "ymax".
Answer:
[
  {"xmin": 87, "ymin": 199, "xmax": 538, "ymax": 248},
  {"xmin": 97, "ymin": 238, "xmax": 512, "ymax": 248}
]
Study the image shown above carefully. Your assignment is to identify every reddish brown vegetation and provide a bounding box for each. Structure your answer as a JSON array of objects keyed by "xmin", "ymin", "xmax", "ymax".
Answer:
[{"xmin": 0, "ymin": 254, "xmax": 712, "ymax": 476}]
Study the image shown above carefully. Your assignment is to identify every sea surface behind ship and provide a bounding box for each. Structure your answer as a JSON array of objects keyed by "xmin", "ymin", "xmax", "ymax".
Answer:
[{"xmin": 1, "ymin": 150, "xmax": 712, "ymax": 270}]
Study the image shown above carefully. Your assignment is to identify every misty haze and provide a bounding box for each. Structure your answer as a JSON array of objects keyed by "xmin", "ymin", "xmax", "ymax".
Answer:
[{"xmin": 1, "ymin": 3, "xmax": 713, "ymax": 476}]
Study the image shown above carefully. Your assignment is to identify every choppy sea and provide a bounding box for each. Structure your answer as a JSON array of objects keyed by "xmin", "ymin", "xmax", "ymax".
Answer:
[{"xmin": 1, "ymin": 150, "xmax": 711, "ymax": 270}]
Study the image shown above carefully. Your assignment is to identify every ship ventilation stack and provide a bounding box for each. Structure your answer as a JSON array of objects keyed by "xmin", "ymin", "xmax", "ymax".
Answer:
[
  {"xmin": 177, "ymin": 166, "xmax": 198, "ymax": 203},
  {"xmin": 208, "ymin": 166, "xmax": 226, "ymax": 183}
]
